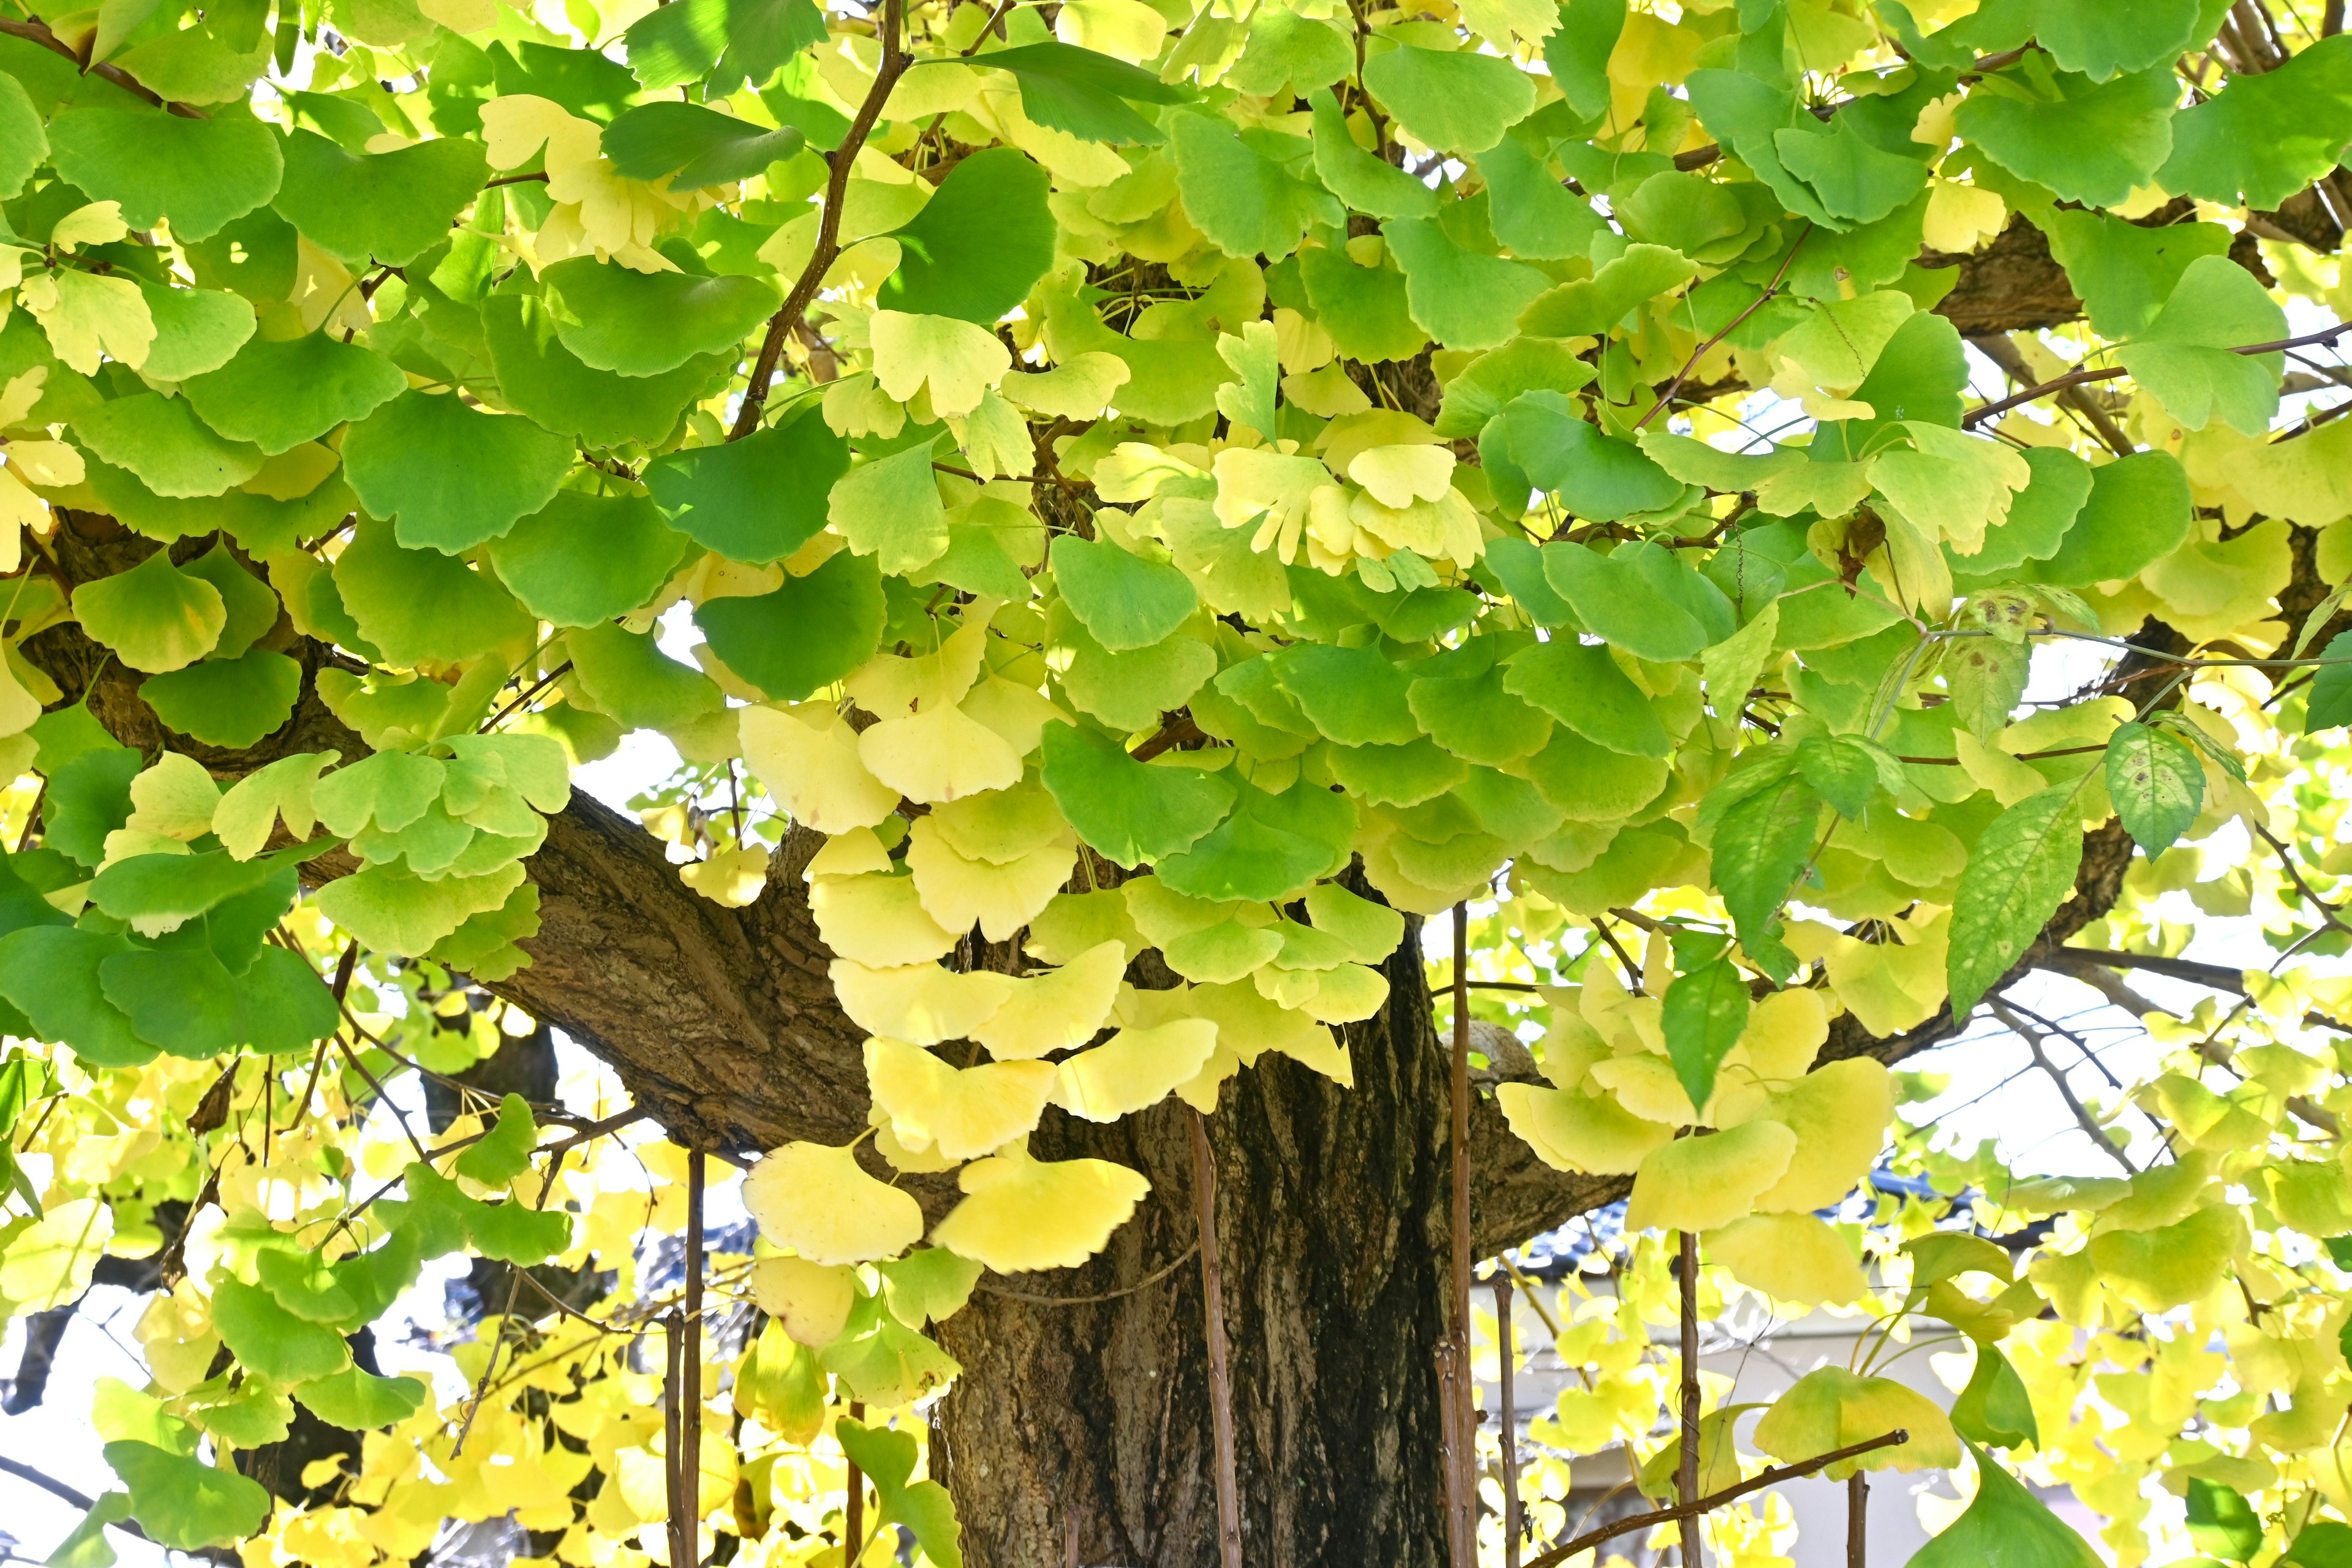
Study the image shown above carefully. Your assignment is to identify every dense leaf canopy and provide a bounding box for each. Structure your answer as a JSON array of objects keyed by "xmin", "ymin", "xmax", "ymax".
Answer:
[{"xmin": 2, "ymin": 0, "xmax": 2352, "ymax": 1563}]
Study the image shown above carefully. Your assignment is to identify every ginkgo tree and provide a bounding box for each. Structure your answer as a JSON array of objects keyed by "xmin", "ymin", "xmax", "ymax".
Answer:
[{"xmin": 1, "ymin": 0, "xmax": 2351, "ymax": 1561}]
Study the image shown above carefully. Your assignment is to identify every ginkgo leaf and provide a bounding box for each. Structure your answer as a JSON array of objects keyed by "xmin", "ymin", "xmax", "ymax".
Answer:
[
  {"xmin": 809, "ymin": 871, "xmax": 960, "ymax": 966},
  {"xmin": 740, "ymin": 704, "xmax": 901, "ymax": 834},
  {"xmin": 1753, "ymin": 1365, "xmax": 1964, "ymax": 1478},
  {"xmin": 1623, "ymin": 1119, "xmax": 1799, "ymax": 1233},
  {"xmin": 1705, "ymin": 1213, "xmax": 1868, "ymax": 1306},
  {"xmin": 970, "ymin": 940, "xmax": 1126, "ymax": 1059},
  {"xmin": 859, "ymin": 701, "xmax": 1025, "ymax": 805},
  {"xmin": 930, "ymin": 1142, "xmax": 1152, "ymax": 1273},
  {"xmin": 832, "ymin": 959, "xmax": 1017, "ymax": 1046},
  {"xmin": 1051, "ymin": 1018, "xmax": 1218, "ymax": 1121},
  {"xmin": 1486, "ymin": 1090, "xmax": 1675, "ymax": 1175},
  {"xmin": 742, "ymin": 1141, "xmax": 925, "ymax": 1265},
  {"xmin": 865, "ymin": 1036, "xmax": 1056, "ymax": 1159},
  {"xmin": 905, "ymin": 817, "xmax": 1072, "ymax": 941},
  {"xmin": 870, "ymin": 310, "xmax": 1013, "ymax": 419},
  {"xmin": 750, "ymin": 1256, "xmax": 858, "ymax": 1347},
  {"xmin": 1741, "ymin": 1059, "xmax": 1896, "ymax": 1213}
]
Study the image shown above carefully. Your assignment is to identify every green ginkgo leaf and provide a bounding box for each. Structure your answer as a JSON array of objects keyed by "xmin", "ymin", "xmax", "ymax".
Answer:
[
  {"xmin": 46, "ymin": 108, "xmax": 283, "ymax": 240},
  {"xmin": 0, "ymin": 925, "xmax": 155, "ymax": 1068},
  {"xmin": 488, "ymin": 488, "xmax": 693, "ymax": 627},
  {"xmin": 540, "ymin": 257, "xmax": 780, "ymax": 377},
  {"xmin": 209, "ymin": 1272, "xmax": 353, "ymax": 1382},
  {"xmin": 135, "ymin": 282, "xmax": 255, "ymax": 382},
  {"xmin": 1360, "ymin": 44, "xmax": 1535, "ymax": 154},
  {"xmin": 342, "ymin": 391, "xmax": 574, "ymax": 554},
  {"xmin": 182, "ymin": 333, "xmax": 409, "ymax": 454},
  {"xmin": 1953, "ymin": 66, "xmax": 2178, "ymax": 209},
  {"xmin": 292, "ymin": 1367, "xmax": 430, "ymax": 1431},
  {"xmin": 272, "ymin": 129, "xmax": 489, "ymax": 265},
  {"xmin": 1038, "ymin": 723, "xmax": 1236, "ymax": 867},
  {"xmin": 1050, "ymin": 535, "xmax": 1199, "ymax": 653},
  {"xmin": 100, "ymin": 945, "xmax": 248, "ymax": 1057},
  {"xmin": 481, "ymin": 293, "xmax": 732, "ymax": 450},
  {"xmin": 455, "ymin": 1092, "xmax": 540, "ymax": 1184},
  {"xmin": 104, "ymin": 1441, "xmax": 270, "ymax": 1550},
  {"xmin": 644, "ymin": 410, "xmax": 850, "ymax": 564},
  {"xmin": 139, "ymin": 649, "xmax": 302, "ymax": 748},
  {"xmin": 332, "ymin": 518, "xmax": 537, "ymax": 664},
  {"xmin": 70, "ymin": 549, "xmax": 227, "ymax": 674},
  {"xmin": 73, "ymin": 393, "xmax": 263, "ymax": 499},
  {"xmin": 880, "ymin": 147, "xmax": 1058, "ymax": 325},
  {"xmin": 693, "ymin": 548, "xmax": 887, "ymax": 701}
]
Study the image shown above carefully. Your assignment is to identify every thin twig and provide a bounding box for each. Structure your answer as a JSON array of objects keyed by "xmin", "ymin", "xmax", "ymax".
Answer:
[
  {"xmin": 1990, "ymin": 1000, "xmax": 2137, "ymax": 1175},
  {"xmin": 1638, "ymin": 227, "xmax": 1811, "ymax": 429},
  {"xmin": 1498, "ymin": 1275, "xmax": 1522, "ymax": 1568},
  {"xmin": 450, "ymin": 1265, "xmax": 525, "ymax": 1458},
  {"xmin": 730, "ymin": 0, "xmax": 910, "ymax": 440},
  {"xmin": 1961, "ymin": 324, "xmax": 2351, "ymax": 428},
  {"xmin": 975, "ymin": 1241, "xmax": 1200, "ymax": 1305},
  {"xmin": 1519, "ymin": 1431, "xmax": 1912, "ymax": 1568}
]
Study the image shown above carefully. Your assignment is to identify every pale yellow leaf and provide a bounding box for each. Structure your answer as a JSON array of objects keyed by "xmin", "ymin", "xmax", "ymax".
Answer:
[
  {"xmin": 742, "ymin": 1142, "xmax": 924, "ymax": 1265},
  {"xmin": 1706, "ymin": 1213, "xmax": 1868, "ymax": 1306},
  {"xmin": 1496, "ymin": 1083, "xmax": 1674, "ymax": 1175},
  {"xmin": 809, "ymin": 871, "xmax": 959, "ymax": 965},
  {"xmin": 971, "ymin": 938, "xmax": 1126, "ymax": 1060},
  {"xmin": 858, "ymin": 701, "xmax": 1024, "ymax": 804},
  {"xmin": 865, "ymin": 1036, "xmax": 1056, "ymax": 1160},
  {"xmin": 748, "ymin": 1257, "xmax": 857, "ymax": 1347},
  {"xmin": 870, "ymin": 310, "xmax": 1013, "ymax": 418},
  {"xmin": 127, "ymin": 752, "xmax": 221, "ymax": 842},
  {"xmin": 905, "ymin": 816, "xmax": 1072, "ymax": 941},
  {"xmin": 831, "ymin": 959, "xmax": 1016, "ymax": 1045},
  {"xmin": 740, "ymin": 705, "xmax": 900, "ymax": 834},
  {"xmin": 930, "ymin": 1142, "xmax": 1151, "ymax": 1273},
  {"xmin": 1051, "ymin": 1019, "xmax": 1218, "ymax": 1121},
  {"xmin": 1624, "ymin": 1120, "xmax": 1799, "ymax": 1233}
]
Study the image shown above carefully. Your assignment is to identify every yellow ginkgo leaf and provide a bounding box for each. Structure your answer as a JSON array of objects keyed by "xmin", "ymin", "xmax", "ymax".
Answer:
[
  {"xmin": 1751, "ymin": 1365, "xmax": 1962, "ymax": 1478},
  {"xmin": 748, "ymin": 1256, "xmax": 857, "ymax": 1347},
  {"xmin": 126, "ymin": 752, "xmax": 222, "ymax": 842},
  {"xmin": 845, "ymin": 618, "xmax": 991, "ymax": 720},
  {"xmin": 1052, "ymin": 1019, "xmax": 1219, "ymax": 1121},
  {"xmin": 1624, "ymin": 1120, "xmax": 1799, "ymax": 1234},
  {"xmin": 1000, "ymin": 352, "xmax": 1131, "ymax": 419},
  {"xmin": 1347, "ymin": 443, "xmax": 1455, "ymax": 510},
  {"xmin": 1740, "ymin": 1059, "xmax": 1894, "ymax": 1214},
  {"xmin": 1738, "ymin": 988, "xmax": 1828, "ymax": 1082},
  {"xmin": 831, "ymin": 959, "xmax": 1016, "ymax": 1045},
  {"xmin": 1494, "ymin": 1084, "xmax": 1673, "ymax": 1175},
  {"xmin": 740, "ymin": 706, "xmax": 899, "ymax": 834},
  {"xmin": 970, "ymin": 939, "xmax": 1125, "ymax": 1059},
  {"xmin": 873, "ymin": 1106, "xmax": 960, "ymax": 1174},
  {"xmin": 742, "ymin": 1142, "xmax": 924, "ymax": 1266},
  {"xmin": 1054, "ymin": 0, "xmax": 1168, "ymax": 62},
  {"xmin": 927, "ymin": 780, "xmax": 1071, "ymax": 865},
  {"xmin": 805, "ymin": 826, "xmax": 893, "ymax": 880},
  {"xmin": 930, "ymin": 1143, "xmax": 1151, "ymax": 1273},
  {"xmin": 681, "ymin": 843, "xmax": 771, "ymax": 907},
  {"xmin": 1705, "ymin": 1213, "xmax": 1868, "ymax": 1306},
  {"xmin": 870, "ymin": 310, "xmax": 1012, "ymax": 419},
  {"xmin": 7, "ymin": 439, "xmax": 83, "ymax": 489},
  {"xmin": 1179, "ymin": 979, "xmax": 1352, "ymax": 1085},
  {"xmin": 858, "ymin": 701, "xmax": 1024, "ymax": 804},
  {"xmin": 1589, "ymin": 1054, "xmax": 1698, "ymax": 1125},
  {"xmin": 905, "ymin": 817, "xmax": 1072, "ymax": 941},
  {"xmin": 1299, "ymin": 962, "xmax": 1389, "ymax": 1024},
  {"xmin": 865, "ymin": 1037, "xmax": 1056, "ymax": 1161},
  {"xmin": 809, "ymin": 872, "xmax": 959, "ymax": 966}
]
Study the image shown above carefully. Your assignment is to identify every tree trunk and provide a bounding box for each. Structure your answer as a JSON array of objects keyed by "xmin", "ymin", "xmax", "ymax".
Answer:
[{"xmin": 932, "ymin": 929, "xmax": 1454, "ymax": 1568}]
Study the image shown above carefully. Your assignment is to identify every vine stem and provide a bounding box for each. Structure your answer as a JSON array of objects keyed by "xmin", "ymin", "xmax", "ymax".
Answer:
[
  {"xmin": 1848, "ymin": 1471, "xmax": 1869, "ymax": 1568},
  {"xmin": 1443, "ymin": 901, "xmax": 1477, "ymax": 1568},
  {"xmin": 845, "ymin": 1400, "xmax": 866, "ymax": 1563},
  {"xmin": 729, "ymin": 0, "xmax": 909, "ymax": 440},
  {"xmin": 1678, "ymin": 1229, "xmax": 1703, "ymax": 1568},
  {"xmin": 1190, "ymin": 1107, "xmax": 1243, "ymax": 1568}
]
